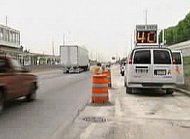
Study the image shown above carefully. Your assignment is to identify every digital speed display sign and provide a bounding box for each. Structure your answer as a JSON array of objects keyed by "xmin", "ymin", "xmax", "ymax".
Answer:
[{"xmin": 136, "ymin": 24, "xmax": 158, "ymax": 45}]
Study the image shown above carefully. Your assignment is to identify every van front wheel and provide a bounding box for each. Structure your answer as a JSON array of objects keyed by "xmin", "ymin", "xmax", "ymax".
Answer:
[{"xmin": 166, "ymin": 89, "xmax": 174, "ymax": 95}]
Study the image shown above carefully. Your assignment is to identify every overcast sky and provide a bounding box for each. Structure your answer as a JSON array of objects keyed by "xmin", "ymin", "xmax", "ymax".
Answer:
[{"xmin": 0, "ymin": 0, "xmax": 190, "ymax": 60}]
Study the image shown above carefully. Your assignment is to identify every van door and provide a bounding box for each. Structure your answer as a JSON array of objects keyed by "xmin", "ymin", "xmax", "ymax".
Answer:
[
  {"xmin": 152, "ymin": 49, "xmax": 174, "ymax": 83},
  {"xmin": 172, "ymin": 51, "xmax": 184, "ymax": 85},
  {"xmin": 131, "ymin": 49, "xmax": 152, "ymax": 83}
]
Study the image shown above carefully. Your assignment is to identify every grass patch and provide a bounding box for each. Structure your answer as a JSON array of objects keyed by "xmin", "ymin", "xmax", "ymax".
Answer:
[
  {"xmin": 184, "ymin": 65, "xmax": 190, "ymax": 76},
  {"xmin": 178, "ymin": 56, "xmax": 190, "ymax": 90},
  {"xmin": 184, "ymin": 56, "xmax": 190, "ymax": 65}
]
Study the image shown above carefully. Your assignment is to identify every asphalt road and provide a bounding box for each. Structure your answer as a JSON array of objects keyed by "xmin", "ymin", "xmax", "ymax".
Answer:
[{"xmin": 0, "ymin": 70, "xmax": 91, "ymax": 139}]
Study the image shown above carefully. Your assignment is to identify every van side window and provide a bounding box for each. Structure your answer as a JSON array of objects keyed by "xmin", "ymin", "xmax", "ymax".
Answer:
[
  {"xmin": 172, "ymin": 52, "xmax": 181, "ymax": 64},
  {"xmin": 134, "ymin": 50, "xmax": 151, "ymax": 64},
  {"xmin": 154, "ymin": 50, "xmax": 171, "ymax": 64}
]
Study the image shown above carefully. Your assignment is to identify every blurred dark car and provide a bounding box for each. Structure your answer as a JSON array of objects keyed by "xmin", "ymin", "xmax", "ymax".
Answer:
[{"xmin": 0, "ymin": 55, "xmax": 38, "ymax": 113}]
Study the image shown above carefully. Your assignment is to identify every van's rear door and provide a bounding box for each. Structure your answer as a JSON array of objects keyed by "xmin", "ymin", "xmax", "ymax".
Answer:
[
  {"xmin": 131, "ymin": 49, "xmax": 152, "ymax": 82},
  {"xmin": 152, "ymin": 49, "xmax": 174, "ymax": 83},
  {"xmin": 172, "ymin": 51, "xmax": 184, "ymax": 85}
]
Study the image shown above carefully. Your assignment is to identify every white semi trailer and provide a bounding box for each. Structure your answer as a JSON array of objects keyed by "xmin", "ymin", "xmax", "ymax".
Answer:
[{"xmin": 60, "ymin": 45, "xmax": 89, "ymax": 73}]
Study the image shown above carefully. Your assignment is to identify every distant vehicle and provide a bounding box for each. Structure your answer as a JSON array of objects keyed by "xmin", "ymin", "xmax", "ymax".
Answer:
[
  {"xmin": 60, "ymin": 45, "xmax": 89, "ymax": 73},
  {"xmin": 120, "ymin": 63, "xmax": 125, "ymax": 76},
  {"xmin": 124, "ymin": 47, "xmax": 175, "ymax": 94},
  {"xmin": 111, "ymin": 56, "xmax": 117, "ymax": 64},
  {"xmin": 172, "ymin": 50, "xmax": 184, "ymax": 85},
  {"xmin": 0, "ymin": 55, "xmax": 38, "ymax": 113}
]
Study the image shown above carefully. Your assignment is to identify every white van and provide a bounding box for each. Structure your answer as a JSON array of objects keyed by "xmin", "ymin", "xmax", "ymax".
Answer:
[
  {"xmin": 124, "ymin": 47, "xmax": 175, "ymax": 94},
  {"xmin": 172, "ymin": 50, "xmax": 184, "ymax": 85}
]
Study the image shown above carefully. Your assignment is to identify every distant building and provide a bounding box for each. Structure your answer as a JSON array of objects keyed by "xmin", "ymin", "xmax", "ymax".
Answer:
[
  {"xmin": 0, "ymin": 24, "xmax": 60, "ymax": 66},
  {"xmin": 0, "ymin": 24, "xmax": 20, "ymax": 47},
  {"xmin": 0, "ymin": 24, "xmax": 22, "ymax": 59}
]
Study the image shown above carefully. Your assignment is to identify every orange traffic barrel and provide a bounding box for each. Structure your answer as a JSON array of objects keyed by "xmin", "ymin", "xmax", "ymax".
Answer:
[
  {"xmin": 102, "ymin": 69, "xmax": 112, "ymax": 88},
  {"xmin": 92, "ymin": 74, "xmax": 109, "ymax": 103},
  {"xmin": 102, "ymin": 70, "xmax": 109, "ymax": 77},
  {"xmin": 107, "ymin": 69, "xmax": 112, "ymax": 88}
]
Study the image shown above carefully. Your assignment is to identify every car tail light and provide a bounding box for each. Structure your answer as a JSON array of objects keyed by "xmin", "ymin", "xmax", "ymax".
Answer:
[
  {"xmin": 172, "ymin": 57, "xmax": 176, "ymax": 64},
  {"xmin": 128, "ymin": 55, "xmax": 132, "ymax": 64},
  {"xmin": 128, "ymin": 59, "xmax": 132, "ymax": 64}
]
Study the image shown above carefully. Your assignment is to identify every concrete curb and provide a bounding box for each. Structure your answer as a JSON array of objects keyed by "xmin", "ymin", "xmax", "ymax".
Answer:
[{"xmin": 174, "ymin": 88, "xmax": 190, "ymax": 96}]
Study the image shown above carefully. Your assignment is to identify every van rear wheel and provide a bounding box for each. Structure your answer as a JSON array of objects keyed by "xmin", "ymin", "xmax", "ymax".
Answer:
[
  {"xmin": 126, "ymin": 86, "xmax": 132, "ymax": 94},
  {"xmin": 166, "ymin": 89, "xmax": 174, "ymax": 95}
]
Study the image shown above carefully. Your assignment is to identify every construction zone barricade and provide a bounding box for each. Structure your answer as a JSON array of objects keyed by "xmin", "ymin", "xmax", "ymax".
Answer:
[
  {"xmin": 92, "ymin": 74, "xmax": 109, "ymax": 103},
  {"xmin": 102, "ymin": 69, "xmax": 112, "ymax": 88},
  {"xmin": 108, "ymin": 69, "xmax": 112, "ymax": 88}
]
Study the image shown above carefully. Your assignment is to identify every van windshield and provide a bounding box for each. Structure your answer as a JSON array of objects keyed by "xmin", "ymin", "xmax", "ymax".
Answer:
[
  {"xmin": 134, "ymin": 50, "xmax": 151, "ymax": 64},
  {"xmin": 172, "ymin": 52, "xmax": 182, "ymax": 64},
  {"xmin": 154, "ymin": 50, "xmax": 171, "ymax": 64}
]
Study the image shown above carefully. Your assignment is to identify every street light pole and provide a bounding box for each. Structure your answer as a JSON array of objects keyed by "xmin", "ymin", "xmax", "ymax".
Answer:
[
  {"xmin": 145, "ymin": 10, "xmax": 148, "ymax": 25},
  {"xmin": 5, "ymin": 16, "xmax": 8, "ymax": 26}
]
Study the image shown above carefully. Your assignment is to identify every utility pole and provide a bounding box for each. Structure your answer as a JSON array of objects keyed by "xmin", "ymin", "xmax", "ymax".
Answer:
[
  {"xmin": 63, "ymin": 33, "xmax": 66, "ymax": 46},
  {"xmin": 145, "ymin": 9, "xmax": 148, "ymax": 25},
  {"xmin": 162, "ymin": 29, "xmax": 165, "ymax": 45},
  {"xmin": 52, "ymin": 39, "xmax": 55, "ymax": 56},
  {"xmin": 5, "ymin": 16, "xmax": 8, "ymax": 26}
]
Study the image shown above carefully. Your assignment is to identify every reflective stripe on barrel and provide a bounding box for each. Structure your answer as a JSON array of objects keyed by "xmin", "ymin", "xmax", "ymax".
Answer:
[
  {"xmin": 102, "ymin": 69, "xmax": 111, "ymax": 88},
  {"xmin": 92, "ymin": 93, "xmax": 108, "ymax": 97},
  {"xmin": 92, "ymin": 83, "xmax": 108, "ymax": 88}
]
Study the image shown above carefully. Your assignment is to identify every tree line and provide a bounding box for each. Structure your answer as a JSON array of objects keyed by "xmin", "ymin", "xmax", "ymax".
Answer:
[{"xmin": 159, "ymin": 12, "xmax": 190, "ymax": 45}]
